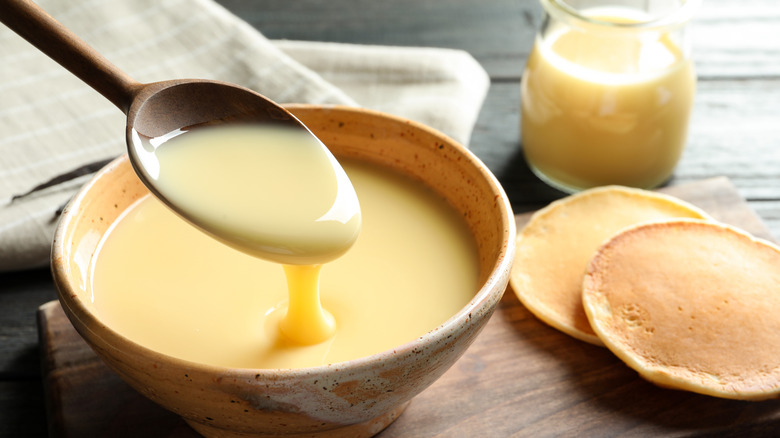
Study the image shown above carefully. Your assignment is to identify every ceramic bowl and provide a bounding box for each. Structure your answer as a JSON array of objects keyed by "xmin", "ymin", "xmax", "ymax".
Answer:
[{"xmin": 51, "ymin": 105, "xmax": 516, "ymax": 437}]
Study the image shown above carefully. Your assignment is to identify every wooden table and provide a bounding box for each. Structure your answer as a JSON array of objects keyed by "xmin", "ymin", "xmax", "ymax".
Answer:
[{"xmin": 2, "ymin": 0, "xmax": 779, "ymax": 436}]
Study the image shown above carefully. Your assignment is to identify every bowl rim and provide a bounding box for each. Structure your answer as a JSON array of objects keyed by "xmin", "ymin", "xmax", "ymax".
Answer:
[{"xmin": 51, "ymin": 104, "xmax": 517, "ymax": 378}]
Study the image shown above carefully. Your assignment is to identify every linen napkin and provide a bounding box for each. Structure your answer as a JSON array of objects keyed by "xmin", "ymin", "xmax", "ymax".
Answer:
[{"xmin": 0, "ymin": 0, "xmax": 489, "ymax": 272}]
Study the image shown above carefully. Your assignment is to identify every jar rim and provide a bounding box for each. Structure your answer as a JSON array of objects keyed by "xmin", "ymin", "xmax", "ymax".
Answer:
[{"xmin": 541, "ymin": 0, "xmax": 700, "ymax": 31}]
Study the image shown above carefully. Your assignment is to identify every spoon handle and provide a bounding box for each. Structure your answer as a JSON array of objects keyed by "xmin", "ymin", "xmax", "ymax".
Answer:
[{"xmin": 0, "ymin": 0, "xmax": 141, "ymax": 113}]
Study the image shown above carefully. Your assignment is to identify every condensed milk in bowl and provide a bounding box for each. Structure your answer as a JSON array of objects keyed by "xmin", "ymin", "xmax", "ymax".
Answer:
[
  {"xmin": 521, "ymin": 0, "xmax": 699, "ymax": 193},
  {"xmin": 51, "ymin": 105, "xmax": 516, "ymax": 437}
]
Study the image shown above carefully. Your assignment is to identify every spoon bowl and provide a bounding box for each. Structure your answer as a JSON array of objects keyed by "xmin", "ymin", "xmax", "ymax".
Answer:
[{"xmin": 126, "ymin": 79, "xmax": 305, "ymax": 194}]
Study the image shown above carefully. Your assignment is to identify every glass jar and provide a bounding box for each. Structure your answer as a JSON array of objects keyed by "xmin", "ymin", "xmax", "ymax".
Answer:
[{"xmin": 521, "ymin": 0, "xmax": 699, "ymax": 193}]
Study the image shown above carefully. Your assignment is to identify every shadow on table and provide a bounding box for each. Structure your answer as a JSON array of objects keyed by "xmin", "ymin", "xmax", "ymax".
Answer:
[{"xmin": 494, "ymin": 145, "xmax": 567, "ymax": 214}]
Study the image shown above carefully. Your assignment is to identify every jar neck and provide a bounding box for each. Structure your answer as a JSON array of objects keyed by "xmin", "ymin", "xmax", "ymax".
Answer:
[
  {"xmin": 540, "ymin": 0, "xmax": 699, "ymax": 33},
  {"xmin": 537, "ymin": 0, "xmax": 698, "ymax": 64}
]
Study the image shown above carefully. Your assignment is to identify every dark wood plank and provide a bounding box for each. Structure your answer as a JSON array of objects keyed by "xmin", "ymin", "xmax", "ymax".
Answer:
[
  {"xmin": 0, "ymin": 381, "xmax": 48, "ymax": 438},
  {"xmin": 214, "ymin": 0, "xmax": 540, "ymax": 79},
  {"xmin": 0, "ymin": 268, "xmax": 58, "ymax": 376},
  {"xmin": 692, "ymin": 0, "xmax": 780, "ymax": 79},
  {"xmin": 37, "ymin": 178, "xmax": 780, "ymax": 438},
  {"xmin": 0, "ymin": 269, "xmax": 58, "ymax": 438},
  {"xmin": 215, "ymin": 0, "xmax": 780, "ymax": 79}
]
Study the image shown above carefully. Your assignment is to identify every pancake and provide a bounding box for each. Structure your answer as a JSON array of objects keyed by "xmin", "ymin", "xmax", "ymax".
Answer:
[
  {"xmin": 510, "ymin": 186, "xmax": 709, "ymax": 345},
  {"xmin": 583, "ymin": 220, "xmax": 780, "ymax": 400}
]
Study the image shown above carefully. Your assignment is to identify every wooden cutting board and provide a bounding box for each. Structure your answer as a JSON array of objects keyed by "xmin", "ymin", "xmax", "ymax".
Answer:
[{"xmin": 38, "ymin": 177, "xmax": 780, "ymax": 437}]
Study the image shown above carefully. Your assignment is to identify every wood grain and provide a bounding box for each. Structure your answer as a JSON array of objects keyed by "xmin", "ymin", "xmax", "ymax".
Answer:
[
  {"xmin": 217, "ymin": 0, "xmax": 780, "ymax": 79},
  {"xmin": 38, "ymin": 177, "xmax": 780, "ymax": 438}
]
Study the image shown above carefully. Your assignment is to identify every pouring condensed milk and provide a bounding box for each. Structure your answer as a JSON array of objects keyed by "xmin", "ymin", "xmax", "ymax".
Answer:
[
  {"xmin": 521, "ymin": 0, "xmax": 699, "ymax": 192},
  {"xmin": 89, "ymin": 126, "xmax": 480, "ymax": 367}
]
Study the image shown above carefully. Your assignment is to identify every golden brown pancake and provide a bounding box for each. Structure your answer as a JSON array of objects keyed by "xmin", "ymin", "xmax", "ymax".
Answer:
[
  {"xmin": 583, "ymin": 219, "xmax": 780, "ymax": 400},
  {"xmin": 510, "ymin": 186, "xmax": 709, "ymax": 345}
]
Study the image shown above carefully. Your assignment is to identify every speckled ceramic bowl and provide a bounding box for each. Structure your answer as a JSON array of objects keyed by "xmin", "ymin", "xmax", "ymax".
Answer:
[{"xmin": 51, "ymin": 105, "xmax": 516, "ymax": 437}]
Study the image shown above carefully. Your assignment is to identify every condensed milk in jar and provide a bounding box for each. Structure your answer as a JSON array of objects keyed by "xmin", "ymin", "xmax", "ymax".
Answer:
[{"xmin": 521, "ymin": 0, "xmax": 699, "ymax": 192}]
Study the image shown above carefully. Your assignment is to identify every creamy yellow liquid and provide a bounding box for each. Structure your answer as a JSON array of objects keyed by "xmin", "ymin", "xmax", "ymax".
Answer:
[
  {"xmin": 521, "ymin": 9, "xmax": 696, "ymax": 191},
  {"xmin": 142, "ymin": 124, "xmax": 363, "ymax": 345},
  {"xmin": 89, "ymin": 160, "xmax": 479, "ymax": 369},
  {"xmin": 148, "ymin": 125, "xmax": 361, "ymax": 266},
  {"xmin": 279, "ymin": 264, "xmax": 337, "ymax": 345}
]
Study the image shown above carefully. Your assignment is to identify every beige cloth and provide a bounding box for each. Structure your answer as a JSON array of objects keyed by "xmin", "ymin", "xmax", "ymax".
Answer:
[{"xmin": 0, "ymin": 0, "xmax": 489, "ymax": 272}]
